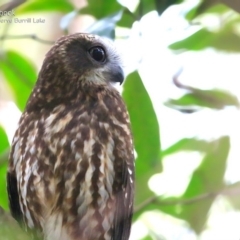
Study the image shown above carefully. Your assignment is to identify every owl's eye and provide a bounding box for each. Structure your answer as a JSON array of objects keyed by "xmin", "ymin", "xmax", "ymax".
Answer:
[{"xmin": 89, "ymin": 47, "xmax": 106, "ymax": 62}]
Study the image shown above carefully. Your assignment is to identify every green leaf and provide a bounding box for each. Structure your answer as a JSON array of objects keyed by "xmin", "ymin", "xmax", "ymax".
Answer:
[
  {"xmin": 117, "ymin": 8, "xmax": 136, "ymax": 28},
  {"xmin": 0, "ymin": 163, "xmax": 8, "ymax": 210},
  {"xmin": 154, "ymin": 0, "xmax": 184, "ymax": 15},
  {"xmin": 169, "ymin": 28, "xmax": 215, "ymax": 51},
  {"xmin": 16, "ymin": 0, "xmax": 74, "ymax": 14},
  {"xmin": 0, "ymin": 127, "xmax": 9, "ymax": 153},
  {"xmin": 186, "ymin": 3, "xmax": 231, "ymax": 20},
  {"xmin": 162, "ymin": 138, "xmax": 210, "ymax": 157},
  {"xmin": 0, "ymin": 50, "xmax": 37, "ymax": 111},
  {"xmin": 159, "ymin": 136, "xmax": 230, "ymax": 233},
  {"xmin": 169, "ymin": 15, "xmax": 240, "ymax": 52},
  {"xmin": 122, "ymin": 71, "xmax": 161, "ymax": 205},
  {"xmin": 80, "ymin": 0, "xmax": 122, "ymax": 19},
  {"xmin": 0, "ymin": 127, "xmax": 9, "ymax": 210},
  {"xmin": 165, "ymin": 89, "xmax": 239, "ymax": 110}
]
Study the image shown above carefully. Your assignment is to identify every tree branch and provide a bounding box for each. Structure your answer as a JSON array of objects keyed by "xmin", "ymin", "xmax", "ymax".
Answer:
[
  {"xmin": 0, "ymin": 0, "xmax": 26, "ymax": 12},
  {"xmin": 134, "ymin": 185, "xmax": 240, "ymax": 214},
  {"xmin": 0, "ymin": 34, "xmax": 55, "ymax": 45}
]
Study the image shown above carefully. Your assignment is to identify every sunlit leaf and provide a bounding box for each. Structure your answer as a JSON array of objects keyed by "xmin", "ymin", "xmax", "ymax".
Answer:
[
  {"xmin": 16, "ymin": 0, "xmax": 74, "ymax": 14},
  {"xmin": 122, "ymin": 71, "xmax": 161, "ymax": 206},
  {"xmin": 165, "ymin": 89, "xmax": 239, "ymax": 110},
  {"xmin": 159, "ymin": 136, "xmax": 230, "ymax": 233},
  {"xmin": 169, "ymin": 28, "xmax": 215, "ymax": 51},
  {"xmin": 186, "ymin": 3, "xmax": 231, "ymax": 20},
  {"xmin": 186, "ymin": 1, "xmax": 240, "ymax": 20},
  {"xmin": 0, "ymin": 50, "xmax": 37, "ymax": 111},
  {"xmin": 169, "ymin": 16, "xmax": 240, "ymax": 52}
]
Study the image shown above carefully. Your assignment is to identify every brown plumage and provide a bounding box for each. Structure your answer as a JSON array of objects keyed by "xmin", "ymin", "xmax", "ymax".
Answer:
[{"xmin": 7, "ymin": 33, "xmax": 134, "ymax": 240}]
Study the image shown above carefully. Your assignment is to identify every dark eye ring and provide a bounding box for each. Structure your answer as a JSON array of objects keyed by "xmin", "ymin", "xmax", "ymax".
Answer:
[{"xmin": 89, "ymin": 46, "xmax": 106, "ymax": 62}]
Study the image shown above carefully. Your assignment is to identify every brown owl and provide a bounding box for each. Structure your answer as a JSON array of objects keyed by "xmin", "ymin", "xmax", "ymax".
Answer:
[{"xmin": 7, "ymin": 33, "xmax": 134, "ymax": 240}]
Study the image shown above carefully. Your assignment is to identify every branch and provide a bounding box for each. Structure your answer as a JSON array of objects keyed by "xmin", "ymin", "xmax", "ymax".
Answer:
[
  {"xmin": 134, "ymin": 186, "xmax": 240, "ymax": 214},
  {"xmin": 0, "ymin": 0, "xmax": 26, "ymax": 12},
  {"xmin": 0, "ymin": 34, "xmax": 55, "ymax": 45}
]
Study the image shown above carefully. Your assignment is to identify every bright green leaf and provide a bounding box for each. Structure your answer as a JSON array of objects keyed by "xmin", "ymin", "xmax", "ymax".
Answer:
[
  {"xmin": 16, "ymin": 0, "xmax": 74, "ymax": 14},
  {"xmin": 122, "ymin": 71, "xmax": 161, "ymax": 206},
  {"xmin": 0, "ymin": 128, "xmax": 9, "ymax": 210},
  {"xmin": 0, "ymin": 127, "xmax": 9, "ymax": 153},
  {"xmin": 0, "ymin": 163, "xmax": 8, "ymax": 210},
  {"xmin": 0, "ymin": 50, "xmax": 37, "ymax": 111}
]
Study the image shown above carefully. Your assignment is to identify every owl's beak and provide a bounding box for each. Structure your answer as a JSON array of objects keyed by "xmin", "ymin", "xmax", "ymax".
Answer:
[{"xmin": 112, "ymin": 66, "xmax": 124, "ymax": 85}]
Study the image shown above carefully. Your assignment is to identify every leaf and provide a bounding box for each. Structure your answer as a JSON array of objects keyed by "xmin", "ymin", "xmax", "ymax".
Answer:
[
  {"xmin": 224, "ymin": 181, "xmax": 240, "ymax": 210},
  {"xmin": 122, "ymin": 71, "xmax": 161, "ymax": 205},
  {"xmin": 186, "ymin": 3, "xmax": 230, "ymax": 20},
  {"xmin": 80, "ymin": 0, "xmax": 122, "ymax": 19},
  {"xmin": 0, "ymin": 127, "xmax": 9, "ymax": 153},
  {"xmin": 179, "ymin": 136, "xmax": 229, "ymax": 233},
  {"xmin": 162, "ymin": 138, "xmax": 210, "ymax": 157},
  {"xmin": 117, "ymin": 8, "xmax": 136, "ymax": 28},
  {"xmin": 0, "ymin": 50, "xmax": 37, "ymax": 111},
  {"xmin": 165, "ymin": 89, "xmax": 239, "ymax": 110},
  {"xmin": 186, "ymin": 0, "xmax": 240, "ymax": 20},
  {"xmin": 154, "ymin": 0, "xmax": 184, "ymax": 15},
  {"xmin": 16, "ymin": 0, "xmax": 74, "ymax": 14},
  {"xmin": 159, "ymin": 136, "xmax": 230, "ymax": 233},
  {"xmin": 169, "ymin": 28, "xmax": 215, "ymax": 51},
  {"xmin": 0, "ymin": 163, "xmax": 8, "ymax": 210},
  {"xmin": 169, "ymin": 16, "xmax": 240, "ymax": 52},
  {"xmin": 86, "ymin": 11, "xmax": 123, "ymax": 39},
  {"xmin": 0, "ymin": 127, "xmax": 9, "ymax": 210},
  {"xmin": 60, "ymin": 10, "xmax": 78, "ymax": 31}
]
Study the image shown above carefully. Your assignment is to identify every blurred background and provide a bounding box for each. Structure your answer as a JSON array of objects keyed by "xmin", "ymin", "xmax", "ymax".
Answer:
[{"xmin": 0, "ymin": 0, "xmax": 240, "ymax": 239}]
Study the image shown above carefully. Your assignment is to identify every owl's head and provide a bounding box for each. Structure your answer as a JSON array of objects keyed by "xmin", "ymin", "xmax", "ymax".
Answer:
[
  {"xmin": 40, "ymin": 33, "xmax": 124, "ymax": 88},
  {"xmin": 28, "ymin": 33, "xmax": 124, "ymax": 109}
]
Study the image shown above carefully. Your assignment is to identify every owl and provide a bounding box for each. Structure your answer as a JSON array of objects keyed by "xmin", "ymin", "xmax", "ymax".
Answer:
[{"xmin": 7, "ymin": 33, "xmax": 134, "ymax": 240}]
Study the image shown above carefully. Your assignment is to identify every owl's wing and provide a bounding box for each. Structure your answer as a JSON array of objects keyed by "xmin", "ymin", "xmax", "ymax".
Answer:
[
  {"xmin": 112, "ymin": 160, "xmax": 134, "ymax": 240},
  {"xmin": 7, "ymin": 171, "xmax": 24, "ymax": 226}
]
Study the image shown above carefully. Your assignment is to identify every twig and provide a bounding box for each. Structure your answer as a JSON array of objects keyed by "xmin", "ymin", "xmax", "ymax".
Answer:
[
  {"xmin": 134, "ymin": 186, "xmax": 240, "ymax": 214},
  {"xmin": 0, "ymin": 0, "xmax": 26, "ymax": 12},
  {"xmin": 0, "ymin": 34, "xmax": 55, "ymax": 45}
]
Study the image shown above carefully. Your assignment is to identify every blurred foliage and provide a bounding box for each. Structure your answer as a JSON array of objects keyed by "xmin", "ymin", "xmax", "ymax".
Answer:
[{"xmin": 0, "ymin": 0, "xmax": 239, "ymax": 239}]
